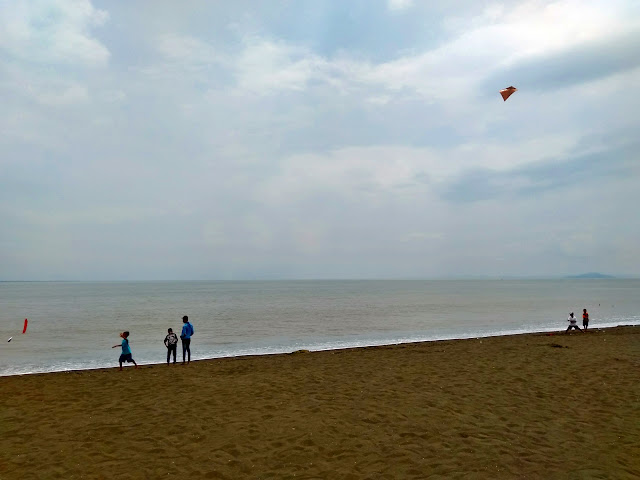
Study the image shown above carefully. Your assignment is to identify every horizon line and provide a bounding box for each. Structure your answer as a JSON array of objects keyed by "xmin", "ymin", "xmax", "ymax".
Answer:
[{"xmin": 1, "ymin": 274, "xmax": 638, "ymax": 282}]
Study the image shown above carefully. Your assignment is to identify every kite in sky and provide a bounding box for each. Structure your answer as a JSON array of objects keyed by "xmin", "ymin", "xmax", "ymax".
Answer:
[{"xmin": 500, "ymin": 86, "xmax": 517, "ymax": 101}]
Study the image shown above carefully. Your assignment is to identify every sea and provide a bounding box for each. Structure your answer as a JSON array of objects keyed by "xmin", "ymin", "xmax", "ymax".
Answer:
[{"xmin": 1, "ymin": 279, "xmax": 639, "ymax": 377}]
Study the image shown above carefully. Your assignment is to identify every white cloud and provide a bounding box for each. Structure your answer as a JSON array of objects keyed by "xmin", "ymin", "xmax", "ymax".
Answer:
[
  {"xmin": 259, "ymin": 146, "xmax": 430, "ymax": 206},
  {"xmin": 153, "ymin": 35, "xmax": 331, "ymax": 94},
  {"xmin": 0, "ymin": 0, "xmax": 109, "ymax": 66},
  {"xmin": 150, "ymin": 1, "xmax": 637, "ymax": 105},
  {"xmin": 388, "ymin": 0, "xmax": 414, "ymax": 12},
  {"xmin": 360, "ymin": 0, "xmax": 639, "ymax": 100},
  {"xmin": 260, "ymin": 132, "xmax": 582, "ymax": 205},
  {"xmin": 234, "ymin": 38, "xmax": 328, "ymax": 93}
]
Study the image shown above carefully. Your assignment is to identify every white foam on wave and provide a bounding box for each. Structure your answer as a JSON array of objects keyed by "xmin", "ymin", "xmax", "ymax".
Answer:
[{"xmin": 3, "ymin": 319, "xmax": 639, "ymax": 377}]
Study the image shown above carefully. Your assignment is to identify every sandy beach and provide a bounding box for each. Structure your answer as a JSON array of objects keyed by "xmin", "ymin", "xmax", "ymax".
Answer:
[{"xmin": 1, "ymin": 326, "xmax": 639, "ymax": 479}]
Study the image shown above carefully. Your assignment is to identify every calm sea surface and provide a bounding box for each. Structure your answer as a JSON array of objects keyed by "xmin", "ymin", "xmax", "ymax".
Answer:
[{"xmin": 1, "ymin": 279, "xmax": 638, "ymax": 376}]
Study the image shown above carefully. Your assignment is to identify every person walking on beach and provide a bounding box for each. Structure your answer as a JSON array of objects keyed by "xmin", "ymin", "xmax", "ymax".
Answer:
[
  {"xmin": 164, "ymin": 328, "xmax": 179, "ymax": 364},
  {"xmin": 582, "ymin": 308, "xmax": 590, "ymax": 330},
  {"xmin": 181, "ymin": 315, "xmax": 194, "ymax": 365},
  {"xmin": 112, "ymin": 331, "xmax": 138, "ymax": 370},
  {"xmin": 566, "ymin": 312, "xmax": 583, "ymax": 333}
]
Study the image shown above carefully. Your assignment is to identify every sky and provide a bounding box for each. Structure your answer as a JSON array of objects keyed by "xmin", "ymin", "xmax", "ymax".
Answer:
[{"xmin": 1, "ymin": 0, "xmax": 639, "ymax": 280}]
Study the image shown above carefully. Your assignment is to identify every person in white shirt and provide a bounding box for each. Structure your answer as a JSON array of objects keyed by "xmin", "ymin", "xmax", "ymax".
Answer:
[
  {"xmin": 164, "ymin": 328, "xmax": 179, "ymax": 364},
  {"xmin": 566, "ymin": 312, "xmax": 583, "ymax": 333}
]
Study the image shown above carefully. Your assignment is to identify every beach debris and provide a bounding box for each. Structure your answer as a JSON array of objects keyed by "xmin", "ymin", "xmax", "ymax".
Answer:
[
  {"xmin": 5, "ymin": 319, "xmax": 27, "ymax": 343},
  {"xmin": 289, "ymin": 349, "xmax": 311, "ymax": 355},
  {"xmin": 500, "ymin": 86, "xmax": 517, "ymax": 101},
  {"xmin": 550, "ymin": 343, "xmax": 568, "ymax": 349}
]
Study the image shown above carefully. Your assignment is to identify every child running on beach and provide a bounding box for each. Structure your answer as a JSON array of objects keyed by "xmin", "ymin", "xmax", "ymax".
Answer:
[
  {"xmin": 164, "ymin": 328, "xmax": 178, "ymax": 364},
  {"xmin": 112, "ymin": 331, "xmax": 138, "ymax": 370}
]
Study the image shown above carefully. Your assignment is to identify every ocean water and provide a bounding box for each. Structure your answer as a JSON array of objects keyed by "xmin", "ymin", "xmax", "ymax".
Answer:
[{"xmin": 0, "ymin": 279, "xmax": 639, "ymax": 376}]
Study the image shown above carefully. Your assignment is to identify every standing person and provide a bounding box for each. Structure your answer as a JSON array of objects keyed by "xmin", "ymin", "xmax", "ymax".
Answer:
[
  {"xmin": 164, "ymin": 328, "xmax": 178, "ymax": 365},
  {"xmin": 180, "ymin": 315, "xmax": 194, "ymax": 365},
  {"xmin": 566, "ymin": 312, "xmax": 582, "ymax": 333},
  {"xmin": 112, "ymin": 331, "xmax": 138, "ymax": 370},
  {"xmin": 582, "ymin": 308, "xmax": 590, "ymax": 330}
]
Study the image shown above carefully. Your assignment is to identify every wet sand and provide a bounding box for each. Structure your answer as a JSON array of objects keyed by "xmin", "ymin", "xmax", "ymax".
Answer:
[{"xmin": 1, "ymin": 326, "xmax": 639, "ymax": 479}]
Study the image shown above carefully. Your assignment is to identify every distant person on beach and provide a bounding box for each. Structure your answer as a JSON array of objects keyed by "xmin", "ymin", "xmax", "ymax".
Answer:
[
  {"xmin": 566, "ymin": 313, "xmax": 582, "ymax": 333},
  {"xmin": 112, "ymin": 331, "xmax": 138, "ymax": 370},
  {"xmin": 582, "ymin": 308, "xmax": 590, "ymax": 330},
  {"xmin": 164, "ymin": 328, "xmax": 178, "ymax": 364},
  {"xmin": 181, "ymin": 316, "xmax": 194, "ymax": 365}
]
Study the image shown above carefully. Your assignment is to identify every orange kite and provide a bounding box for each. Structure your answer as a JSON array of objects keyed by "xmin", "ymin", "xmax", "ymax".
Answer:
[{"xmin": 500, "ymin": 86, "xmax": 517, "ymax": 101}]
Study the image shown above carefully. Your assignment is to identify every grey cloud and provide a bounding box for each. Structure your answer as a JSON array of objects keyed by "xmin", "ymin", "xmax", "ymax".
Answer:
[
  {"xmin": 485, "ymin": 30, "xmax": 640, "ymax": 91},
  {"xmin": 441, "ymin": 141, "xmax": 639, "ymax": 203}
]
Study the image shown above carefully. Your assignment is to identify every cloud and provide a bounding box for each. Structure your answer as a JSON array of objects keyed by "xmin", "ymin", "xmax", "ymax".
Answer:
[
  {"xmin": 0, "ymin": 0, "xmax": 110, "ymax": 66},
  {"xmin": 441, "ymin": 141, "xmax": 639, "ymax": 203},
  {"xmin": 234, "ymin": 38, "xmax": 329, "ymax": 93},
  {"xmin": 358, "ymin": 0, "xmax": 640, "ymax": 100},
  {"xmin": 152, "ymin": 34, "xmax": 331, "ymax": 94},
  {"xmin": 147, "ymin": 0, "xmax": 638, "ymax": 104},
  {"xmin": 1, "ymin": 0, "xmax": 639, "ymax": 279},
  {"xmin": 388, "ymin": 0, "xmax": 414, "ymax": 12},
  {"xmin": 259, "ymin": 146, "xmax": 436, "ymax": 206},
  {"xmin": 259, "ymin": 132, "xmax": 587, "ymax": 207},
  {"xmin": 484, "ymin": 29, "xmax": 640, "ymax": 90}
]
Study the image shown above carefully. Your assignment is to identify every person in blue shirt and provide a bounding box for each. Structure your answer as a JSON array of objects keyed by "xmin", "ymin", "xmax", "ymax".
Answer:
[
  {"xmin": 112, "ymin": 331, "xmax": 138, "ymax": 370},
  {"xmin": 180, "ymin": 316, "xmax": 194, "ymax": 365}
]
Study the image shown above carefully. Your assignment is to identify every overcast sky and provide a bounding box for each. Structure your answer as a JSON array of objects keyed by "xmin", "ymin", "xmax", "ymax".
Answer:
[{"xmin": 1, "ymin": 0, "xmax": 639, "ymax": 280}]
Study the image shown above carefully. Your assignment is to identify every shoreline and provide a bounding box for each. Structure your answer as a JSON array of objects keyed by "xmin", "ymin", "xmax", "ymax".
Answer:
[{"xmin": 1, "ymin": 323, "xmax": 636, "ymax": 379}]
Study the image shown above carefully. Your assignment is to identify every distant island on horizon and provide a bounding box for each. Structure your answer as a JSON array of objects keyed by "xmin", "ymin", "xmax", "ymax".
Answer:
[{"xmin": 565, "ymin": 272, "xmax": 615, "ymax": 279}]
